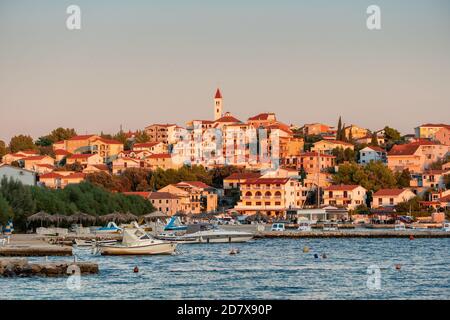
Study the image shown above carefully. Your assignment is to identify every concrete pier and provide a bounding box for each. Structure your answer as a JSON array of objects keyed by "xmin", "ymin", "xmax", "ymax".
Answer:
[
  {"xmin": 255, "ymin": 230, "xmax": 450, "ymax": 238},
  {"xmin": 0, "ymin": 234, "xmax": 73, "ymax": 256},
  {"xmin": 0, "ymin": 258, "xmax": 98, "ymax": 277}
]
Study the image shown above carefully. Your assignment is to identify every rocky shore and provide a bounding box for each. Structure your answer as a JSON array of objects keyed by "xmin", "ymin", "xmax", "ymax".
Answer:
[{"xmin": 0, "ymin": 258, "xmax": 98, "ymax": 277}]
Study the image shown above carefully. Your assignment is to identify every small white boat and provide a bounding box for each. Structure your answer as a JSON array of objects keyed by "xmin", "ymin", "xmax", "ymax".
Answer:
[
  {"xmin": 98, "ymin": 229, "xmax": 176, "ymax": 255},
  {"xmin": 323, "ymin": 222, "xmax": 338, "ymax": 231},
  {"xmin": 176, "ymin": 223, "xmax": 253, "ymax": 243},
  {"xmin": 443, "ymin": 222, "xmax": 450, "ymax": 232},
  {"xmin": 155, "ymin": 232, "xmax": 200, "ymax": 244},
  {"xmin": 394, "ymin": 222, "xmax": 406, "ymax": 231},
  {"xmin": 297, "ymin": 221, "xmax": 313, "ymax": 232}
]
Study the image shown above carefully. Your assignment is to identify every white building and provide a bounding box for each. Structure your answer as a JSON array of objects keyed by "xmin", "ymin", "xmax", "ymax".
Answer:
[
  {"xmin": 359, "ymin": 146, "xmax": 387, "ymax": 165},
  {"xmin": 0, "ymin": 164, "xmax": 37, "ymax": 186}
]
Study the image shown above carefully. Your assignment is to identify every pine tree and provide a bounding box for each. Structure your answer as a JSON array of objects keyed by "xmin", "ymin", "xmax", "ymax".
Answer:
[
  {"xmin": 337, "ymin": 116, "xmax": 342, "ymax": 141},
  {"xmin": 370, "ymin": 132, "xmax": 379, "ymax": 146}
]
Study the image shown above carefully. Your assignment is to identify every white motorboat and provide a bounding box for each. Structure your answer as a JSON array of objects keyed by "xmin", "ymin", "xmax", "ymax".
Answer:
[
  {"xmin": 155, "ymin": 232, "xmax": 201, "ymax": 244},
  {"xmin": 177, "ymin": 223, "xmax": 253, "ymax": 243},
  {"xmin": 297, "ymin": 221, "xmax": 313, "ymax": 232},
  {"xmin": 394, "ymin": 222, "xmax": 406, "ymax": 231},
  {"xmin": 443, "ymin": 222, "xmax": 450, "ymax": 232},
  {"xmin": 98, "ymin": 228, "xmax": 177, "ymax": 255}
]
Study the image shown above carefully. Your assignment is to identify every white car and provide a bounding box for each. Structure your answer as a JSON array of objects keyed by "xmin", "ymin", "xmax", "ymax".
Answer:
[{"xmin": 271, "ymin": 223, "xmax": 285, "ymax": 232}]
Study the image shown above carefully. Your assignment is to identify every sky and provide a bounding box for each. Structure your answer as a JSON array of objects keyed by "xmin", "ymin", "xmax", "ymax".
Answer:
[{"xmin": 0, "ymin": 0, "xmax": 449, "ymax": 142}]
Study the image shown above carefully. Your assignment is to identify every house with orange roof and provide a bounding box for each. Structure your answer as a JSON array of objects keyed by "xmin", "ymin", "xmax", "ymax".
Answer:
[
  {"xmin": 22, "ymin": 155, "xmax": 55, "ymax": 172},
  {"xmin": 387, "ymin": 140, "xmax": 449, "ymax": 173},
  {"xmin": 410, "ymin": 169, "xmax": 450, "ymax": 190},
  {"xmin": 322, "ymin": 185, "xmax": 367, "ymax": 210},
  {"xmin": 34, "ymin": 164, "xmax": 55, "ymax": 175},
  {"xmin": 55, "ymin": 135, "xmax": 123, "ymax": 159},
  {"xmin": 145, "ymin": 153, "xmax": 182, "ymax": 170},
  {"xmin": 371, "ymin": 188, "xmax": 416, "ymax": 208},
  {"xmin": 39, "ymin": 172, "xmax": 63, "ymax": 189},
  {"xmin": 2, "ymin": 150, "xmax": 40, "ymax": 165},
  {"xmin": 90, "ymin": 136, "xmax": 124, "ymax": 159},
  {"xmin": 300, "ymin": 123, "xmax": 334, "ymax": 136},
  {"xmin": 223, "ymin": 172, "xmax": 262, "ymax": 196},
  {"xmin": 234, "ymin": 177, "xmax": 305, "ymax": 217},
  {"xmin": 282, "ymin": 152, "xmax": 336, "ymax": 174},
  {"xmin": 54, "ymin": 149, "xmax": 71, "ymax": 162},
  {"xmin": 83, "ymin": 164, "xmax": 110, "ymax": 174},
  {"xmin": 144, "ymin": 124, "xmax": 179, "ymax": 144},
  {"xmin": 61, "ymin": 172, "xmax": 86, "ymax": 188},
  {"xmin": 359, "ymin": 146, "xmax": 387, "ymax": 165},
  {"xmin": 344, "ymin": 124, "xmax": 369, "ymax": 140},
  {"xmin": 52, "ymin": 140, "xmax": 65, "ymax": 150},
  {"xmin": 434, "ymin": 126, "xmax": 450, "ymax": 146},
  {"xmin": 66, "ymin": 153, "xmax": 103, "ymax": 167},
  {"xmin": 311, "ymin": 140, "xmax": 354, "ymax": 154},
  {"xmin": 158, "ymin": 181, "xmax": 218, "ymax": 213},
  {"xmin": 147, "ymin": 192, "xmax": 183, "ymax": 215},
  {"xmin": 112, "ymin": 157, "xmax": 142, "ymax": 174},
  {"xmin": 132, "ymin": 142, "xmax": 167, "ymax": 154},
  {"xmin": 247, "ymin": 112, "xmax": 277, "ymax": 127},
  {"xmin": 414, "ymin": 123, "xmax": 450, "ymax": 141}
]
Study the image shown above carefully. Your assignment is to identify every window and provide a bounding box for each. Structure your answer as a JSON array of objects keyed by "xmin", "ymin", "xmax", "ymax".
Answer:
[{"xmin": 389, "ymin": 198, "xmax": 394, "ymax": 205}]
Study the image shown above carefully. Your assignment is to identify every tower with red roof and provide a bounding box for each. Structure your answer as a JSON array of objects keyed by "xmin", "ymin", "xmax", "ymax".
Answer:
[{"xmin": 214, "ymin": 88, "xmax": 223, "ymax": 121}]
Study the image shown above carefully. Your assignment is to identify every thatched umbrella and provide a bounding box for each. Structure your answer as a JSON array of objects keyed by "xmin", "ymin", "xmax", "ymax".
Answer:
[
  {"xmin": 100, "ymin": 212, "xmax": 138, "ymax": 223},
  {"xmin": 27, "ymin": 211, "xmax": 53, "ymax": 227},
  {"xmin": 142, "ymin": 211, "xmax": 168, "ymax": 220},
  {"xmin": 50, "ymin": 214, "xmax": 69, "ymax": 227},
  {"xmin": 69, "ymin": 212, "xmax": 96, "ymax": 224}
]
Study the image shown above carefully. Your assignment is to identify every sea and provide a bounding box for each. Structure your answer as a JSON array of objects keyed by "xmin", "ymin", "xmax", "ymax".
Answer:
[{"xmin": 2, "ymin": 238, "xmax": 449, "ymax": 299}]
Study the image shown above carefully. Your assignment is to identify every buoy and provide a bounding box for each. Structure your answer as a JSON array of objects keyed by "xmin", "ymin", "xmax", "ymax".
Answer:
[
  {"xmin": 133, "ymin": 266, "xmax": 139, "ymax": 273},
  {"xmin": 303, "ymin": 246, "xmax": 310, "ymax": 253},
  {"xmin": 229, "ymin": 249, "xmax": 236, "ymax": 255},
  {"xmin": 409, "ymin": 235, "xmax": 414, "ymax": 240},
  {"xmin": 395, "ymin": 264, "xmax": 401, "ymax": 270},
  {"xmin": 314, "ymin": 254, "xmax": 319, "ymax": 259},
  {"xmin": 322, "ymin": 253, "xmax": 327, "ymax": 259}
]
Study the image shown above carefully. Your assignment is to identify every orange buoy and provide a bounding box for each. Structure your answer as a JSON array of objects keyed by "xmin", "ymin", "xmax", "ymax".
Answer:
[
  {"xmin": 133, "ymin": 266, "xmax": 139, "ymax": 273},
  {"xmin": 395, "ymin": 264, "xmax": 401, "ymax": 270}
]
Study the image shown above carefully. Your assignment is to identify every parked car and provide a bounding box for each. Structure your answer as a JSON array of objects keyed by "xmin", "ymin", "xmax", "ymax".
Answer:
[{"xmin": 271, "ymin": 223, "xmax": 285, "ymax": 232}]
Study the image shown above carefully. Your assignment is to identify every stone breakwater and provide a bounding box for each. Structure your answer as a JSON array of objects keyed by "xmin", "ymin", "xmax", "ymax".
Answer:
[
  {"xmin": 0, "ymin": 245, "xmax": 73, "ymax": 256},
  {"xmin": 0, "ymin": 258, "xmax": 98, "ymax": 277}
]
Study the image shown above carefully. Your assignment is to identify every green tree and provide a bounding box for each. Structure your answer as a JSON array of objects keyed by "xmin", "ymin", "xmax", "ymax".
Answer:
[
  {"xmin": 337, "ymin": 116, "xmax": 343, "ymax": 141},
  {"xmin": 0, "ymin": 140, "xmax": 7, "ymax": 159},
  {"xmin": 395, "ymin": 169, "xmax": 411, "ymax": 188},
  {"xmin": 35, "ymin": 136, "xmax": 53, "ymax": 147},
  {"xmin": 395, "ymin": 196, "xmax": 422, "ymax": 213},
  {"xmin": 9, "ymin": 135, "xmax": 36, "ymax": 153},
  {"xmin": 444, "ymin": 175, "xmax": 450, "ymax": 189},
  {"xmin": 134, "ymin": 130, "xmax": 151, "ymax": 143},
  {"xmin": 47, "ymin": 128, "xmax": 77, "ymax": 143},
  {"xmin": 384, "ymin": 126, "xmax": 401, "ymax": 142},
  {"xmin": 0, "ymin": 193, "xmax": 14, "ymax": 225},
  {"xmin": 370, "ymin": 132, "xmax": 379, "ymax": 146},
  {"xmin": 113, "ymin": 130, "xmax": 128, "ymax": 144}
]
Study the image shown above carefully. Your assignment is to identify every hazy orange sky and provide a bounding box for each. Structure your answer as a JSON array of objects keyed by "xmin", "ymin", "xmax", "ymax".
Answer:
[{"xmin": 1, "ymin": 0, "xmax": 449, "ymax": 142}]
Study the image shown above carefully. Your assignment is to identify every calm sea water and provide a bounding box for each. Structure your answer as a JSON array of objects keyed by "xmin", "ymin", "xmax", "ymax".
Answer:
[{"xmin": 2, "ymin": 238, "xmax": 450, "ymax": 300}]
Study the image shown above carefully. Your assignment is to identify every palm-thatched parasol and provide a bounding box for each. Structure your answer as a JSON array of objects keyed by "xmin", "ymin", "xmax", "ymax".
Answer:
[
  {"xmin": 69, "ymin": 212, "xmax": 96, "ymax": 224},
  {"xmin": 99, "ymin": 212, "xmax": 138, "ymax": 223},
  {"xmin": 27, "ymin": 211, "xmax": 53, "ymax": 227},
  {"xmin": 142, "ymin": 211, "xmax": 168, "ymax": 220},
  {"xmin": 50, "ymin": 214, "xmax": 69, "ymax": 227}
]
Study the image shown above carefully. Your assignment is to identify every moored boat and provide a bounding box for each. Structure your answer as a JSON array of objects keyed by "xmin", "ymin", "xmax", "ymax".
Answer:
[
  {"xmin": 175, "ymin": 223, "xmax": 253, "ymax": 243},
  {"xmin": 98, "ymin": 228, "xmax": 176, "ymax": 255}
]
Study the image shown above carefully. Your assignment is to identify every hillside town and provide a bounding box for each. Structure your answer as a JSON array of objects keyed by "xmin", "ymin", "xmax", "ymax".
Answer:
[{"xmin": 0, "ymin": 89, "xmax": 449, "ymax": 226}]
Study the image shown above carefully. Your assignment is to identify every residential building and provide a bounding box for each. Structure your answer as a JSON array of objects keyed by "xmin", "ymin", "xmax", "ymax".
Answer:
[
  {"xmin": 435, "ymin": 127, "xmax": 450, "ymax": 146},
  {"xmin": 387, "ymin": 140, "xmax": 449, "ymax": 173},
  {"xmin": 414, "ymin": 123, "xmax": 450, "ymax": 140},
  {"xmin": 145, "ymin": 154, "xmax": 182, "ymax": 170},
  {"xmin": 1, "ymin": 150, "xmax": 39, "ymax": 165},
  {"xmin": 282, "ymin": 152, "xmax": 336, "ymax": 174},
  {"xmin": 158, "ymin": 181, "xmax": 218, "ymax": 213},
  {"xmin": 223, "ymin": 172, "xmax": 262, "ymax": 196},
  {"xmin": 66, "ymin": 153, "xmax": 103, "ymax": 168},
  {"xmin": 56, "ymin": 135, "xmax": 123, "ymax": 159},
  {"xmin": 359, "ymin": 146, "xmax": 387, "ymax": 165},
  {"xmin": 132, "ymin": 142, "xmax": 167, "ymax": 154},
  {"xmin": 279, "ymin": 137, "xmax": 304, "ymax": 158},
  {"xmin": 39, "ymin": 172, "xmax": 85, "ymax": 189},
  {"xmin": 410, "ymin": 169, "xmax": 449, "ymax": 190},
  {"xmin": 234, "ymin": 177, "xmax": 305, "ymax": 217},
  {"xmin": 83, "ymin": 164, "xmax": 110, "ymax": 174},
  {"xmin": 22, "ymin": 155, "xmax": 55, "ymax": 172},
  {"xmin": 147, "ymin": 192, "xmax": 183, "ymax": 215},
  {"xmin": 371, "ymin": 188, "xmax": 416, "ymax": 208},
  {"xmin": 322, "ymin": 185, "xmax": 367, "ymax": 210},
  {"xmin": 112, "ymin": 157, "xmax": 142, "ymax": 174},
  {"xmin": 311, "ymin": 140, "xmax": 354, "ymax": 154},
  {"xmin": 344, "ymin": 125, "xmax": 369, "ymax": 140},
  {"xmin": 247, "ymin": 112, "xmax": 278, "ymax": 127},
  {"xmin": 54, "ymin": 149, "xmax": 71, "ymax": 163},
  {"xmin": 144, "ymin": 124, "xmax": 178, "ymax": 144},
  {"xmin": 0, "ymin": 164, "xmax": 36, "ymax": 186},
  {"xmin": 300, "ymin": 123, "xmax": 334, "ymax": 136}
]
